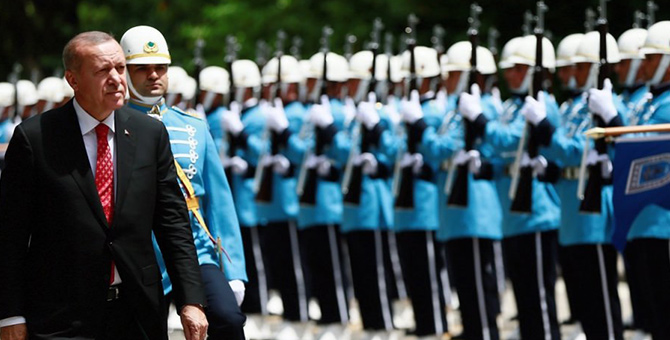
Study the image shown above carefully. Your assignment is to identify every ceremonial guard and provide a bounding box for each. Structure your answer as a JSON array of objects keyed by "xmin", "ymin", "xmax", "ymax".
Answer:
[
  {"xmin": 616, "ymin": 28, "xmax": 650, "ymax": 125},
  {"xmin": 624, "ymin": 20, "xmax": 670, "ymax": 339},
  {"xmin": 395, "ymin": 44, "xmax": 449, "ymax": 340},
  {"xmin": 35, "ymin": 77, "xmax": 67, "ymax": 113},
  {"xmin": 219, "ymin": 58, "xmax": 270, "ymax": 336},
  {"xmin": 481, "ymin": 31, "xmax": 562, "ymax": 339},
  {"xmin": 120, "ymin": 25, "xmax": 247, "ymax": 340},
  {"xmin": 339, "ymin": 47, "xmax": 397, "ymax": 340},
  {"xmin": 258, "ymin": 54, "xmax": 313, "ymax": 339},
  {"xmin": 434, "ymin": 38, "xmax": 503, "ymax": 340},
  {"xmin": 542, "ymin": 30, "xmax": 625, "ymax": 339},
  {"xmin": 198, "ymin": 65, "xmax": 231, "ymax": 153}
]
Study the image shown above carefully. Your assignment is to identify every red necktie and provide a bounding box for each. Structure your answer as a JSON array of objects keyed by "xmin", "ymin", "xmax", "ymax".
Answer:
[{"xmin": 95, "ymin": 124, "xmax": 115, "ymax": 283}]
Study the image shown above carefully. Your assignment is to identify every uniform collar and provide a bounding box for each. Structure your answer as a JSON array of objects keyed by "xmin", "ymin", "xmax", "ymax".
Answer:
[{"xmin": 128, "ymin": 98, "xmax": 168, "ymax": 116}]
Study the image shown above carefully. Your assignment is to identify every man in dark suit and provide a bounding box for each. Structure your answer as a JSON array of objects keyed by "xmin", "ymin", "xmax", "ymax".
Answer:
[{"xmin": 0, "ymin": 31, "xmax": 208, "ymax": 340}]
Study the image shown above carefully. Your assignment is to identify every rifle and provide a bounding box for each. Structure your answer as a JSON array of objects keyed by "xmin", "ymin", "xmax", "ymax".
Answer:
[
  {"xmin": 192, "ymin": 38, "xmax": 205, "ymax": 107},
  {"xmin": 224, "ymin": 35, "xmax": 239, "ymax": 186},
  {"xmin": 522, "ymin": 10, "xmax": 534, "ymax": 36},
  {"xmin": 291, "ymin": 36, "xmax": 303, "ymax": 60},
  {"xmin": 633, "ymin": 10, "xmax": 645, "ymax": 29},
  {"xmin": 509, "ymin": 1, "xmax": 547, "ymax": 213},
  {"xmin": 578, "ymin": 0, "xmax": 610, "ymax": 213},
  {"xmin": 343, "ymin": 18, "xmax": 383, "ymax": 205},
  {"xmin": 447, "ymin": 3, "xmax": 482, "ymax": 207},
  {"xmin": 393, "ymin": 13, "xmax": 419, "ymax": 209},
  {"xmin": 585, "ymin": 8, "xmax": 596, "ymax": 32},
  {"xmin": 256, "ymin": 31, "xmax": 287, "ymax": 203},
  {"xmin": 297, "ymin": 26, "xmax": 332, "ymax": 204},
  {"xmin": 382, "ymin": 33, "xmax": 394, "ymax": 104}
]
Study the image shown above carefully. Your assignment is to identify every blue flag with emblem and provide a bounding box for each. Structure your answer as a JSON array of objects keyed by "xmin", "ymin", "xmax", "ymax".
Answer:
[{"xmin": 612, "ymin": 135, "xmax": 670, "ymax": 251}]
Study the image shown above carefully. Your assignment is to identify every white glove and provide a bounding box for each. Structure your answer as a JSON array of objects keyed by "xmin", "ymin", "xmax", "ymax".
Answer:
[
  {"xmin": 356, "ymin": 93, "xmax": 380, "ymax": 130},
  {"xmin": 225, "ymin": 156, "xmax": 248, "ymax": 174},
  {"xmin": 354, "ymin": 152, "xmax": 379, "ymax": 175},
  {"xmin": 266, "ymin": 98, "xmax": 289, "ymax": 132},
  {"xmin": 586, "ymin": 149, "xmax": 613, "ymax": 179},
  {"xmin": 520, "ymin": 92, "xmax": 547, "ymax": 126},
  {"xmin": 308, "ymin": 96, "xmax": 334, "ymax": 128},
  {"xmin": 222, "ymin": 107, "xmax": 244, "ymax": 136},
  {"xmin": 400, "ymin": 90, "xmax": 423, "ymax": 124},
  {"xmin": 272, "ymin": 154, "xmax": 291, "ymax": 175},
  {"xmin": 316, "ymin": 157, "xmax": 332, "ymax": 177},
  {"xmin": 458, "ymin": 84, "xmax": 483, "ymax": 122},
  {"xmin": 491, "ymin": 86, "xmax": 504, "ymax": 113},
  {"xmin": 384, "ymin": 100, "xmax": 401, "ymax": 127},
  {"xmin": 400, "ymin": 152, "xmax": 424, "ymax": 174},
  {"xmin": 229, "ymin": 280, "xmax": 246, "ymax": 306},
  {"xmin": 452, "ymin": 149, "xmax": 482, "ymax": 174},
  {"xmin": 530, "ymin": 155, "xmax": 548, "ymax": 177},
  {"xmin": 588, "ymin": 78, "xmax": 618, "ymax": 124},
  {"xmin": 344, "ymin": 97, "xmax": 357, "ymax": 127}
]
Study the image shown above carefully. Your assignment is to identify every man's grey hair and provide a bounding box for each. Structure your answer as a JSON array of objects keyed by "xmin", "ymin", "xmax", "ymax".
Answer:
[{"xmin": 62, "ymin": 31, "xmax": 115, "ymax": 72}]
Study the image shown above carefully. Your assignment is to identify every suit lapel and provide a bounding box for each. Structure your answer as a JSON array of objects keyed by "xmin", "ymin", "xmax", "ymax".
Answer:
[
  {"xmin": 61, "ymin": 101, "xmax": 110, "ymax": 230},
  {"xmin": 113, "ymin": 106, "xmax": 137, "ymax": 223}
]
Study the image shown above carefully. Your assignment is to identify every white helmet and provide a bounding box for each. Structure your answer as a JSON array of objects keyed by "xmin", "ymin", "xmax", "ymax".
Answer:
[
  {"xmin": 120, "ymin": 25, "xmax": 171, "ymax": 65},
  {"xmin": 390, "ymin": 55, "xmax": 406, "ymax": 83},
  {"xmin": 506, "ymin": 35, "xmax": 557, "ymax": 71},
  {"xmin": 199, "ymin": 66, "xmax": 230, "ymax": 94},
  {"xmin": 180, "ymin": 76, "xmax": 197, "ymax": 101},
  {"xmin": 555, "ymin": 33, "xmax": 584, "ymax": 67},
  {"xmin": 17, "ymin": 80, "xmax": 38, "ymax": 107},
  {"xmin": 618, "ymin": 28, "xmax": 648, "ymax": 60},
  {"xmin": 167, "ymin": 66, "xmax": 188, "ymax": 94},
  {"xmin": 262, "ymin": 55, "xmax": 304, "ymax": 84},
  {"xmin": 232, "ymin": 59, "xmax": 262, "ymax": 88},
  {"xmin": 498, "ymin": 37, "xmax": 524, "ymax": 69},
  {"xmin": 308, "ymin": 52, "xmax": 349, "ymax": 82},
  {"xmin": 0, "ymin": 82, "xmax": 15, "ymax": 108},
  {"xmin": 62, "ymin": 77, "xmax": 74, "ymax": 99},
  {"xmin": 37, "ymin": 77, "xmax": 66, "ymax": 103},
  {"xmin": 573, "ymin": 31, "xmax": 621, "ymax": 64},
  {"xmin": 348, "ymin": 51, "xmax": 391, "ymax": 81},
  {"xmin": 643, "ymin": 21, "xmax": 670, "ymax": 85},
  {"xmin": 401, "ymin": 46, "xmax": 441, "ymax": 78},
  {"xmin": 443, "ymin": 41, "xmax": 497, "ymax": 75},
  {"xmin": 299, "ymin": 59, "xmax": 312, "ymax": 80}
]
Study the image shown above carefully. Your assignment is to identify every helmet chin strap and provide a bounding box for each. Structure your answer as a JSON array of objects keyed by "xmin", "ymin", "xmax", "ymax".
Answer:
[
  {"xmin": 579, "ymin": 63, "xmax": 599, "ymax": 91},
  {"xmin": 453, "ymin": 70, "xmax": 470, "ymax": 96},
  {"xmin": 625, "ymin": 59, "xmax": 643, "ymax": 87},
  {"xmin": 127, "ymin": 75, "xmax": 162, "ymax": 105},
  {"xmin": 202, "ymin": 91, "xmax": 217, "ymax": 111},
  {"xmin": 353, "ymin": 78, "xmax": 370, "ymax": 103},
  {"xmin": 650, "ymin": 54, "xmax": 670, "ymax": 86},
  {"xmin": 510, "ymin": 68, "xmax": 532, "ymax": 94}
]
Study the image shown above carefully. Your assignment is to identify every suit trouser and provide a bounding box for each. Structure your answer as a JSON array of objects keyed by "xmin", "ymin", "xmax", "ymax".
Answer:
[
  {"xmin": 240, "ymin": 225, "xmax": 269, "ymax": 315},
  {"xmin": 396, "ymin": 230, "xmax": 448, "ymax": 336},
  {"xmin": 502, "ymin": 230, "xmax": 560, "ymax": 340},
  {"xmin": 102, "ymin": 288, "xmax": 147, "ymax": 340},
  {"xmin": 445, "ymin": 237, "xmax": 500, "ymax": 340},
  {"xmin": 561, "ymin": 244, "xmax": 623, "ymax": 340},
  {"xmin": 623, "ymin": 240, "xmax": 653, "ymax": 332},
  {"xmin": 301, "ymin": 224, "xmax": 349, "ymax": 324},
  {"xmin": 345, "ymin": 229, "xmax": 395, "ymax": 331},
  {"xmin": 263, "ymin": 220, "xmax": 310, "ymax": 322},
  {"xmin": 200, "ymin": 264, "xmax": 247, "ymax": 340},
  {"xmin": 627, "ymin": 238, "xmax": 670, "ymax": 339}
]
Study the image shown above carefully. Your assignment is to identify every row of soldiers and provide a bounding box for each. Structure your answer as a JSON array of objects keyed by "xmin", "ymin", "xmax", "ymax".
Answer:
[{"xmin": 2, "ymin": 5, "xmax": 670, "ymax": 340}]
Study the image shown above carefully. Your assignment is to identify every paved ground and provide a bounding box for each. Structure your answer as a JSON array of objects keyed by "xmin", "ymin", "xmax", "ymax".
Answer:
[{"xmin": 169, "ymin": 274, "xmax": 652, "ymax": 340}]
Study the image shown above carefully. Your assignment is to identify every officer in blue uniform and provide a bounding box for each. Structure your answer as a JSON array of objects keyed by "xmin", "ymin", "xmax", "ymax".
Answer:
[
  {"xmin": 220, "ymin": 59, "xmax": 269, "ymax": 325},
  {"xmin": 120, "ymin": 25, "xmax": 247, "ymax": 340},
  {"xmin": 257, "ymin": 55, "xmax": 313, "ymax": 339},
  {"xmin": 469, "ymin": 35, "xmax": 561, "ymax": 339},
  {"xmin": 615, "ymin": 28, "xmax": 650, "ymax": 126},
  {"xmin": 335, "ymin": 51, "xmax": 397, "ymax": 338},
  {"xmin": 395, "ymin": 46, "xmax": 449, "ymax": 340},
  {"xmin": 540, "ymin": 31, "xmax": 625, "ymax": 340},
  {"xmin": 197, "ymin": 65, "xmax": 230, "ymax": 155},
  {"xmin": 623, "ymin": 21, "xmax": 670, "ymax": 339},
  {"xmin": 425, "ymin": 42, "xmax": 502, "ymax": 340}
]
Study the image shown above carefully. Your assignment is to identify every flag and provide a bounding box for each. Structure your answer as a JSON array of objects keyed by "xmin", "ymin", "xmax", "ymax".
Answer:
[{"xmin": 612, "ymin": 135, "xmax": 670, "ymax": 251}]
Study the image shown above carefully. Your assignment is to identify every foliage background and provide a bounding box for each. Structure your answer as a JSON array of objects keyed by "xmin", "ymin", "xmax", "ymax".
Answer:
[{"xmin": 0, "ymin": 0, "xmax": 660, "ymax": 83}]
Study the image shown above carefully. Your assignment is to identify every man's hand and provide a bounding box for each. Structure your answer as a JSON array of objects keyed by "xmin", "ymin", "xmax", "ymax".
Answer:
[
  {"xmin": 181, "ymin": 305, "xmax": 208, "ymax": 340},
  {"xmin": 458, "ymin": 84, "xmax": 483, "ymax": 122},
  {"xmin": 0, "ymin": 324, "xmax": 28, "ymax": 340}
]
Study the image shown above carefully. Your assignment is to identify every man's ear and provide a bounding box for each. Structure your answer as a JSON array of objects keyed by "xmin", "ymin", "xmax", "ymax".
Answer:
[{"xmin": 65, "ymin": 70, "xmax": 77, "ymax": 92}]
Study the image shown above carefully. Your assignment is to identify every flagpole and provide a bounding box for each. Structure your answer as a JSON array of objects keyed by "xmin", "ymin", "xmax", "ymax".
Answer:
[{"xmin": 585, "ymin": 123, "xmax": 670, "ymax": 139}]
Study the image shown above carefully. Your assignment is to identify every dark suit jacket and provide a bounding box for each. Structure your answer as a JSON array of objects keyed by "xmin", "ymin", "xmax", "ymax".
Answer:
[{"xmin": 0, "ymin": 100, "xmax": 206, "ymax": 339}]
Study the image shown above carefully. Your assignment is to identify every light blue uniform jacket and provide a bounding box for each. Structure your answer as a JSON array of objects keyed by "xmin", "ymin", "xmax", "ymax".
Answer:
[
  {"xmin": 128, "ymin": 100, "xmax": 247, "ymax": 295},
  {"xmin": 486, "ymin": 93, "xmax": 561, "ymax": 238}
]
